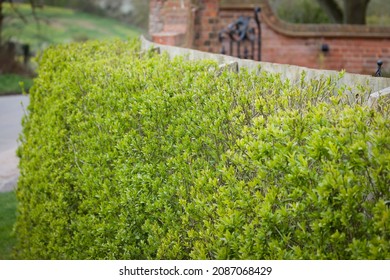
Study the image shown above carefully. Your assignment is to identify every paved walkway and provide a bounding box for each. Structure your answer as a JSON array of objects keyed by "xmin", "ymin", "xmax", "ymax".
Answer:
[{"xmin": 0, "ymin": 95, "xmax": 29, "ymax": 192}]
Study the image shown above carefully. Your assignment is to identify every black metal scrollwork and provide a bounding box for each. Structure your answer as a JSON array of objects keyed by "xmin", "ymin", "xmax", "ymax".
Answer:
[
  {"xmin": 219, "ymin": 7, "xmax": 262, "ymax": 61},
  {"xmin": 375, "ymin": 60, "xmax": 383, "ymax": 77}
]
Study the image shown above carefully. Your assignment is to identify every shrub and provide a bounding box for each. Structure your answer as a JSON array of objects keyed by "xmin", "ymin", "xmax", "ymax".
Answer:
[{"xmin": 15, "ymin": 39, "xmax": 390, "ymax": 259}]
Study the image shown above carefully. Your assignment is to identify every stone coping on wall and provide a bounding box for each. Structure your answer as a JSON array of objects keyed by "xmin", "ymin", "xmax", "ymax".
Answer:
[
  {"xmin": 140, "ymin": 35, "xmax": 390, "ymax": 105},
  {"xmin": 220, "ymin": 0, "xmax": 390, "ymax": 38}
]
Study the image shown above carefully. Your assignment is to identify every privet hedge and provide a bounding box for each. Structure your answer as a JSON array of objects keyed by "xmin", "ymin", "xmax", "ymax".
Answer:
[{"xmin": 15, "ymin": 39, "xmax": 390, "ymax": 259}]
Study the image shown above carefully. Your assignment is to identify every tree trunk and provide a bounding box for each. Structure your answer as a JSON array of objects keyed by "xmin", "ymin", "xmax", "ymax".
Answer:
[
  {"xmin": 317, "ymin": 0, "xmax": 371, "ymax": 24},
  {"xmin": 317, "ymin": 0, "xmax": 343, "ymax": 23},
  {"xmin": 343, "ymin": 0, "xmax": 370, "ymax": 24},
  {"xmin": 0, "ymin": 0, "xmax": 4, "ymax": 45}
]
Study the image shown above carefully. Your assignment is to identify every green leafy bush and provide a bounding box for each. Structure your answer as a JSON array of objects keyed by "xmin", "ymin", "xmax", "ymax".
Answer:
[{"xmin": 15, "ymin": 39, "xmax": 390, "ymax": 259}]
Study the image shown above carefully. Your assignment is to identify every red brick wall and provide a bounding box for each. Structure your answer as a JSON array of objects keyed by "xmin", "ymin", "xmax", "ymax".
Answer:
[
  {"xmin": 149, "ymin": 0, "xmax": 194, "ymax": 47},
  {"xmin": 218, "ymin": 4, "xmax": 390, "ymax": 75},
  {"xmin": 193, "ymin": 0, "xmax": 220, "ymax": 52},
  {"xmin": 149, "ymin": 0, "xmax": 390, "ymax": 75}
]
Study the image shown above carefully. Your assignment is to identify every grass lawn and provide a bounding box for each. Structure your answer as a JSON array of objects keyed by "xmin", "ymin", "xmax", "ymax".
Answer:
[
  {"xmin": 0, "ymin": 3, "xmax": 141, "ymax": 95},
  {"xmin": 2, "ymin": 4, "xmax": 142, "ymax": 52},
  {"xmin": 0, "ymin": 74, "xmax": 33, "ymax": 96},
  {"xmin": 0, "ymin": 191, "xmax": 17, "ymax": 259}
]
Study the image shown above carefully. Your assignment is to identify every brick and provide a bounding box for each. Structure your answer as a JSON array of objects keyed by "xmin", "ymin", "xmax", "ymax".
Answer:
[
  {"xmin": 209, "ymin": 32, "xmax": 218, "ymax": 39},
  {"xmin": 149, "ymin": 0, "xmax": 390, "ymax": 74},
  {"xmin": 152, "ymin": 32, "xmax": 185, "ymax": 46}
]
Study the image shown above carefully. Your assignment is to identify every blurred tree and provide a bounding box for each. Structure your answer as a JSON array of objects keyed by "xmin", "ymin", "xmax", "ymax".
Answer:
[
  {"xmin": 43, "ymin": 0, "xmax": 149, "ymax": 30},
  {"xmin": 0, "ymin": 0, "xmax": 38, "ymax": 74},
  {"xmin": 271, "ymin": 0, "xmax": 389, "ymax": 25},
  {"xmin": 0, "ymin": 0, "xmax": 39, "ymax": 45},
  {"xmin": 317, "ymin": 0, "xmax": 371, "ymax": 24},
  {"xmin": 272, "ymin": 0, "xmax": 330, "ymax": 24}
]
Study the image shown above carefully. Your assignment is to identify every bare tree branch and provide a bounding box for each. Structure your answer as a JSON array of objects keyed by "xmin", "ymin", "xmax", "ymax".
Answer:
[
  {"xmin": 28, "ymin": 0, "xmax": 40, "ymax": 30},
  {"xmin": 0, "ymin": 0, "xmax": 42, "ymax": 46},
  {"xmin": 0, "ymin": 0, "xmax": 3, "ymax": 45},
  {"xmin": 8, "ymin": 0, "xmax": 28, "ymax": 23}
]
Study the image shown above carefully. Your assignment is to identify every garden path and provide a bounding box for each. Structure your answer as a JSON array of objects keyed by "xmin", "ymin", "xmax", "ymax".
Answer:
[{"xmin": 0, "ymin": 95, "xmax": 29, "ymax": 192}]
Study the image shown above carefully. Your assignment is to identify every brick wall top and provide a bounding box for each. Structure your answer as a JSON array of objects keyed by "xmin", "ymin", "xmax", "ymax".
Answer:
[{"xmin": 221, "ymin": 0, "xmax": 390, "ymax": 38}]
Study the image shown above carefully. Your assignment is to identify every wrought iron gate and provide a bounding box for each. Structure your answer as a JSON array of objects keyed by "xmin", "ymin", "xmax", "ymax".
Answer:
[{"xmin": 219, "ymin": 7, "xmax": 262, "ymax": 61}]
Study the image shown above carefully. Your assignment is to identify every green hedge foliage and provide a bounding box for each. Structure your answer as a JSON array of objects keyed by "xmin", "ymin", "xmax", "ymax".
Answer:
[{"xmin": 15, "ymin": 39, "xmax": 390, "ymax": 259}]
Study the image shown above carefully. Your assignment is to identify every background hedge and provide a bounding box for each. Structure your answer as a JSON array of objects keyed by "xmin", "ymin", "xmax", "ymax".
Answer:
[{"xmin": 15, "ymin": 39, "xmax": 390, "ymax": 259}]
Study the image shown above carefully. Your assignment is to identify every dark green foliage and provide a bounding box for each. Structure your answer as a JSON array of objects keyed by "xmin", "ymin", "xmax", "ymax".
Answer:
[
  {"xmin": 0, "ymin": 74, "xmax": 33, "ymax": 95},
  {"xmin": 0, "ymin": 191, "xmax": 17, "ymax": 259},
  {"xmin": 15, "ymin": 39, "xmax": 390, "ymax": 259}
]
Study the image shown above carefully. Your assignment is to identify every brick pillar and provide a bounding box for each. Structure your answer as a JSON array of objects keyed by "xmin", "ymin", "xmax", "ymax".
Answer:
[
  {"xmin": 193, "ymin": 0, "xmax": 220, "ymax": 53},
  {"xmin": 149, "ymin": 0, "xmax": 195, "ymax": 47},
  {"xmin": 149, "ymin": 0, "xmax": 165, "ymax": 35}
]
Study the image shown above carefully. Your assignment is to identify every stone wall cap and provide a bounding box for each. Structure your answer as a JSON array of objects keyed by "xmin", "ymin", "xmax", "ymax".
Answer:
[{"xmin": 152, "ymin": 31, "xmax": 185, "ymax": 36}]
